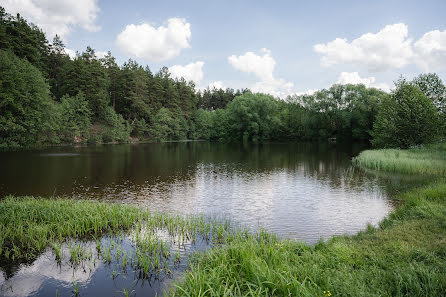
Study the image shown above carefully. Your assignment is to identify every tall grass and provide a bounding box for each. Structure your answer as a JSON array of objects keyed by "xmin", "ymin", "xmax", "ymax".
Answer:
[
  {"xmin": 354, "ymin": 143, "xmax": 446, "ymax": 175},
  {"xmin": 0, "ymin": 197, "xmax": 141, "ymax": 260}
]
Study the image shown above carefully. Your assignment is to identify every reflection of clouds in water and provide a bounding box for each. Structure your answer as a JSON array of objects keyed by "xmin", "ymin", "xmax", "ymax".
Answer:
[
  {"xmin": 0, "ymin": 243, "xmax": 99, "ymax": 297},
  {"xmin": 123, "ymin": 164, "xmax": 392, "ymax": 244}
]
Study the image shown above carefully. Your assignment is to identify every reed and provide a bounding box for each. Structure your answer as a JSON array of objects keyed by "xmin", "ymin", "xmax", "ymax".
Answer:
[{"xmin": 354, "ymin": 143, "xmax": 446, "ymax": 175}]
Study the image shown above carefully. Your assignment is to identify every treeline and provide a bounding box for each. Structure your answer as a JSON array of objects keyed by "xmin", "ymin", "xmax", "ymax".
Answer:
[{"xmin": 0, "ymin": 7, "xmax": 445, "ymax": 148}]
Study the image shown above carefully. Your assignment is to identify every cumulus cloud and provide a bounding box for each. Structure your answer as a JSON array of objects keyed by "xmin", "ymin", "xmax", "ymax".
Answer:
[
  {"xmin": 228, "ymin": 48, "xmax": 275, "ymax": 81},
  {"xmin": 336, "ymin": 72, "xmax": 390, "ymax": 92},
  {"xmin": 314, "ymin": 23, "xmax": 414, "ymax": 72},
  {"xmin": 414, "ymin": 29, "xmax": 446, "ymax": 72},
  {"xmin": 228, "ymin": 48, "xmax": 293, "ymax": 98},
  {"xmin": 1, "ymin": 0, "xmax": 100, "ymax": 39},
  {"xmin": 116, "ymin": 18, "xmax": 191, "ymax": 62},
  {"xmin": 169, "ymin": 61, "xmax": 204, "ymax": 83}
]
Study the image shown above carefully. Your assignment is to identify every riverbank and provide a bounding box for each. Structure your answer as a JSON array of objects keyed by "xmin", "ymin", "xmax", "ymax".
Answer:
[{"xmin": 169, "ymin": 145, "xmax": 446, "ymax": 296}]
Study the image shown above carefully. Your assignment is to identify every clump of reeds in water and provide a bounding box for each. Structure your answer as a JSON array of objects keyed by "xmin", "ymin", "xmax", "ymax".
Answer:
[{"xmin": 0, "ymin": 196, "xmax": 239, "ymax": 284}]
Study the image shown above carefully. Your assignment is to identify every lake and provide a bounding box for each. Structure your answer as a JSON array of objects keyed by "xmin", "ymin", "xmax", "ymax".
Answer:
[
  {"xmin": 0, "ymin": 141, "xmax": 409, "ymax": 296},
  {"xmin": 0, "ymin": 141, "xmax": 396, "ymax": 242}
]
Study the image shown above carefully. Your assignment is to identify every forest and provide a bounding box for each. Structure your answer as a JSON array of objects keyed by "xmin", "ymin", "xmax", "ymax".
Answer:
[{"xmin": 1, "ymin": 6, "xmax": 445, "ymax": 148}]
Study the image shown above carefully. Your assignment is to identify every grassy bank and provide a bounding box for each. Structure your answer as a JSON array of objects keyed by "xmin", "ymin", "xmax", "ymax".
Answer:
[
  {"xmin": 353, "ymin": 143, "xmax": 446, "ymax": 175},
  {"xmin": 169, "ymin": 146, "xmax": 446, "ymax": 297}
]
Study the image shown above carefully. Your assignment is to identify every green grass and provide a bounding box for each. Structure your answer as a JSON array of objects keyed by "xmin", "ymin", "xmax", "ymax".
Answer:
[
  {"xmin": 0, "ymin": 197, "xmax": 142, "ymax": 260},
  {"xmin": 353, "ymin": 143, "xmax": 446, "ymax": 175}
]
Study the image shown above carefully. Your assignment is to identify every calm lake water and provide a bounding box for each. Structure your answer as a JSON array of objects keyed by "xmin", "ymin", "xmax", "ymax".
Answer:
[
  {"xmin": 1, "ymin": 141, "xmax": 396, "ymax": 242},
  {"xmin": 0, "ymin": 141, "xmax": 415, "ymax": 297}
]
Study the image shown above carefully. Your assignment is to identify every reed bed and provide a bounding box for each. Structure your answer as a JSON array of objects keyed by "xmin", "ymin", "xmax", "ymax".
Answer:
[{"xmin": 353, "ymin": 143, "xmax": 446, "ymax": 175}]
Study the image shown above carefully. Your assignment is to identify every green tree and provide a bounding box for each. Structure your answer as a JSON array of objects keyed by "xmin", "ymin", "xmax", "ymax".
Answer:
[
  {"xmin": 225, "ymin": 93, "xmax": 281, "ymax": 142},
  {"xmin": 57, "ymin": 92, "xmax": 92, "ymax": 142},
  {"xmin": 0, "ymin": 50, "xmax": 53, "ymax": 147},
  {"xmin": 149, "ymin": 108, "xmax": 187, "ymax": 141},
  {"xmin": 371, "ymin": 83, "xmax": 440, "ymax": 148}
]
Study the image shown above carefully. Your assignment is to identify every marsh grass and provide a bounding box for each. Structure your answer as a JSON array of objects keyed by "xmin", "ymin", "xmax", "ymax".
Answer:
[
  {"xmin": 0, "ymin": 196, "xmax": 238, "ymax": 289},
  {"xmin": 353, "ymin": 143, "xmax": 446, "ymax": 175}
]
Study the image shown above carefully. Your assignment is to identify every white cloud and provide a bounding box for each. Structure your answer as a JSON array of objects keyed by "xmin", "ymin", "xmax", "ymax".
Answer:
[
  {"xmin": 336, "ymin": 72, "xmax": 390, "ymax": 92},
  {"xmin": 208, "ymin": 81, "xmax": 225, "ymax": 89},
  {"xmin": 294, "ymin": 89, "xmax": 318, "ymax": 96},
  {"xmin": 228, "ymin": 48, "xmax": 275, "ymax": 81},
  {"xmin": 1, "ymin": 0, "xmax": 100, "ymax": 39},
  {"xmin": 64, "ymin": 48, "xmax": 77, "ymax": 59},
  {"xmin": 251, "ymin": 79, "xmax": 294, "ymax": 98},
  {"xmin": 414, "ymin": 30, "xmax": 446, "ymax": 72},
  {"xmin": 169, "ymin": 61, "xmax": 204, "ymax": 83},
  {"xmin": 228, "ymin": 48, "xmax": 293, "ymax": 98},
  {"xmin": 314, "ymin": 23, "xmax": 414, "ymax": 72},
  {"xmin": 116, "ymin": 18, "xmax": 191, "ymax": 62},
  {"xmin": 96, "ymin": 51, "xmax": 108, "ymax": 59}
]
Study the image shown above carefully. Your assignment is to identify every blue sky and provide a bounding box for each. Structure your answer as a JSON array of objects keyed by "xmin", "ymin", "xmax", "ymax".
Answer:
[{"xmin": 2, "ymin": 0, "xmax": 446, "ymax": 96}]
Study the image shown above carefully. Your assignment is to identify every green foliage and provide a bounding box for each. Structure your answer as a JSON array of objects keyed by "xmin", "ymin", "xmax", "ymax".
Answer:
[
  {"xmin": 191, "ymin": 109, "xmax": 213, "ymax": 140},
  {"xmin": 101, "ymin": 106, "xmax": 131, "ymax": 143},
  {"xmin": 225, "ymin": 93, "xmax": 281, "ymax": 142},
  {"xmin": 411, "ymin": 73, "xmax": 446, "ymax": 136},
  {"xmin": 0, "ymin": 7, "xmax": 49, "ymax": 74},
  {"xmin": 291, "ymin": 84, "xmax": 386, "ymax": 141},
  {"xmin": 149, "ymin": 108, "xmax": 187, "ymax": 141},
  {"xmin": 57, "ymin": 92, "xmax": 92, "ymax": 143},
  {"xmin": 0, "ymin": 50, "xmax": 53, "ymax": 147},
  {"xmin": 371, "ymin": 84, "xmax": 440, "ymax": 148},
  {"xmin": 131, "ymin": 118, "xmax": 150, "ymax": 139}
]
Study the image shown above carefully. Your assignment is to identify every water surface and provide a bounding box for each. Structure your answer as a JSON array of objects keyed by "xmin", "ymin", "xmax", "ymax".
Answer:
[
  {"xmin": 2, "ymin": 141, "xmax": 421, "ymax": 296},
  {"xmin": 1, "ymin": 142, "xmax": 396, "ymax": 243}
]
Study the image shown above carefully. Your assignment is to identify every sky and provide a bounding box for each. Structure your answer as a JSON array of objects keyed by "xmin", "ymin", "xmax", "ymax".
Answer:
[{"xmin": 1, "ymin": 0, "xmax": 446, "ymax": 97}]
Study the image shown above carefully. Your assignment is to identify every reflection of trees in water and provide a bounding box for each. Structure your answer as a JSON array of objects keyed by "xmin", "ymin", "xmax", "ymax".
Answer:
[
  {"xmin": 0, "ymin": 141, "xmax": 422, "ymax": 199},
  {"xmin": 0, "ymin": 141, "xmax": 393, "ymax": 198}
]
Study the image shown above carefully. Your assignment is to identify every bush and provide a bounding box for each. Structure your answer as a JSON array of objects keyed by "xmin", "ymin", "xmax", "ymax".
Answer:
[
  {"xmin": 371, "ymin": 84, "xmax": 440, "ymax": 148},
  {"xmin": 57, "ymin": 92, "xmax": 92, "ymax": 143}
]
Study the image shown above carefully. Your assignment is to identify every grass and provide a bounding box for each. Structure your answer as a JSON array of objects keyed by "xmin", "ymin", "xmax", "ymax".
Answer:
[
  {"xmin": 353, "ymin": 143, "xmax": 446, "ymax": 175},
  {"xmin": 0, "ymin": 196, "xmax": 235, "ymax": 285},
  {"xmin": 0, "ymin": 197, "xmax": 142, "ymax": 261}
]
